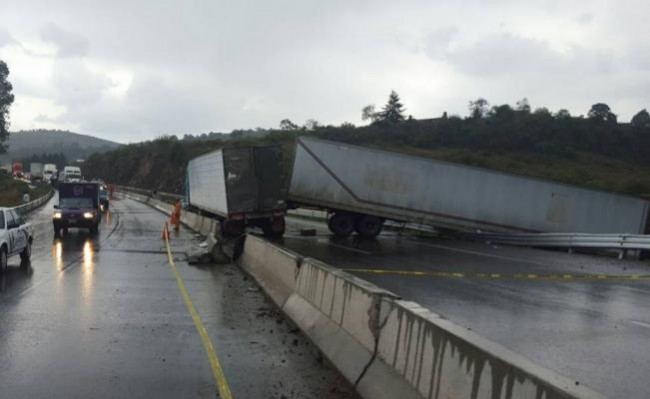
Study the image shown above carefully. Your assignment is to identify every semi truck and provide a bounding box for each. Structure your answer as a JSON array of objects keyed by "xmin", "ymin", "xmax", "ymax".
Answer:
[
  {"xmin": 29, "ymin": 163, "xmax": 43, "ymax": 181},
  {"xmin": 12, "ymin": 162, "xmax": 23, "ymax": 178},
  {"xmin": 186, "ymin": 145, "xmax": 287, "ymax": 237},
  {"xmin": 288, "ymin": 137, "xmax": 650, "ymax": 238},
  {"xmin": 43, "ymin": 164, "xmax": 57, "ymax": 183},
  {"xmin": 62, "ymin": 166, "xmax": 82, "ymax": 182},
  {"xmin": 53, "ymin": 183, "xmax": 102, "ymax": 235}
]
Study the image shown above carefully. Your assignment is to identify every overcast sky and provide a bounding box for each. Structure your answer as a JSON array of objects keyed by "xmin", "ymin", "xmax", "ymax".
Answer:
[{"xmin": 0, "ymin": 0, "xmax": 648, "ymax": 143}]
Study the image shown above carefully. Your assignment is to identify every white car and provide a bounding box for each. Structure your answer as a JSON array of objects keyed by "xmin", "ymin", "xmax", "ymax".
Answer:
[{"xmin": 0, "ymin": 207, "xmax": 33, "ymax": 273}]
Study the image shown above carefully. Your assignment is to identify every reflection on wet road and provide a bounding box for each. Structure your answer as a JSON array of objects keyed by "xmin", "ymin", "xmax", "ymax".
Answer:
[
  {"xmin": 281, "ymin": 217, "xmax": 650, "ymax": 399},
  {"xmin": 0, "ymin": 198, "xmax": 359, "ymax": 399}
]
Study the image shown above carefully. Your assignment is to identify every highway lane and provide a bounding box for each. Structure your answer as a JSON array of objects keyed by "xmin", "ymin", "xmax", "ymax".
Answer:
[
  {"xmin": 0, "ymin": 198, "xmax": 359, "ymax": 399},
  {"xmin": 281, "ymin": 216, "xmax": 650, "ymax": 399}
]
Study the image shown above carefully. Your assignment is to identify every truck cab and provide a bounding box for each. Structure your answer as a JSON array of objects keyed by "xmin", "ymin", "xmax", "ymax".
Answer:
[
  {"xmin": 43, "ymin": 164, "xmax": 58, "ymax": 184},
  {"xmin": 63, "ymin": 166, "xmax": 82, "ymax": 183},
  {"xmin": 54, "ymin": 183, "xmax": 102, "ymax": 236},
  {"xmin": 0, "ymin": 208, "xmax": 33, "ymax": 273}
]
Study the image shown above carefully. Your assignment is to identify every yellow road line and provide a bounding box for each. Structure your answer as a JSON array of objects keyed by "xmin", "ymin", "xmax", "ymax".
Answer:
[
  {"xmin": 345, "ymin": 268, "xmax": 650, "ymax": 282},
  {"xmin": 164, "ymin": 231, "xmax": 234, "ymax": 399}
]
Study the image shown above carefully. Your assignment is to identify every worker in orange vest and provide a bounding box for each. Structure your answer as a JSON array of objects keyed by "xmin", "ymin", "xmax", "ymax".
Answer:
[{"xmin": 171, "ymin": 200, "xmax": 182, "ymax": 231}]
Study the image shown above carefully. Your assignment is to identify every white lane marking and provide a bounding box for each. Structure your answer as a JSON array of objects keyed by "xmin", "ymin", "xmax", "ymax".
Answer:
[{"xmin": 627, "ymin": 319, "xmax": 650, "ymax": 329}]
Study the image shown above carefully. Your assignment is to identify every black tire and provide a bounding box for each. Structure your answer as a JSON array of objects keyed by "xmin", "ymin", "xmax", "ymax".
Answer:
[
  {"xmin": 262, "ymin": 217, "xmax": 286, "ymax": 238},
  {"xmin": 0, "ymin": 247, "xmax": 7, "ymax": 274},
  {"xmin": 329, "ymin": 213, "xmax": 355, "ymax": 237},
  {"xmin": 20, "ymin": 239, "xmax": 32, "ymax": 261},
  {"xmin": 355, "ymin": 215, "xmax": 384, "ymax": 238}
]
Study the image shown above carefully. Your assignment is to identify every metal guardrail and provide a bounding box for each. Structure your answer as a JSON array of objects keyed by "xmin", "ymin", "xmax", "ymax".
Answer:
[
  {"xmin": 116, "ymin": 185, "xmax": 650, "ymax": 251},
  {"xmin": 13, "ymin": 189, "xmax": 55, "ymax": 215},
  {"xmin": 462, "ymin": 231, "xmax": 650, "ymax": 251},
  {"xmin": 115, "ymin": 185, "xmax": 183, "ymax": 204}
]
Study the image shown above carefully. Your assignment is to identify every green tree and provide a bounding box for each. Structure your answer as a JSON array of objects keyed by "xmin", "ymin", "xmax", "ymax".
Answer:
[
  {"xmin": 588, "ymin": 103, "xmax": 617, "ymax": 124},
  {"xmin": 376, "ymin": 90, "xmax": 406, "ymax": 123},
  {"xmin": 631, "ymin": 109, "xmax": 650, "ymax": 129},
  {"xmin": 555, "ymin": 109, "xmax": 571, "ymax": 120},
  {"xmin": 361, "ymin": 105, "xmax": 378, "ymax": 122},
  {"xmin": 279, "ymin": 119, "xmax": 298, "ymax": 130},
  {"xmin": 515, "ymin": 98, "xmax": 531, "ymax": 113},
  {"xmin": 468, "ymin": 98, "xmax": 489, "ymax": 119},
  {"xmin": 304, "ymin": 119, "xmax": 320, "ymax": 130},
  {"xmin": 533, "ymin": 107, "xmax": 552, "ymax": 117},
  {"xmin": 0, "ymin": 60, "xmax": 15, "ymax": 154}
]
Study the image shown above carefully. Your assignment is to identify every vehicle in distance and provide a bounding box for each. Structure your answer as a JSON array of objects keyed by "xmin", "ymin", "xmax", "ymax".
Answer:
[
  {"xmin": 43, "ymin": 164, "xmax": 57, "ymax": 183},
  {"xmin": 12, "ymin": 162, "xmax": 23, "ymax": 178},
  {"xmin": 29, "ymin": 163, "xmax": 43, "ymax": 181},
  {"xmin": 63, "ymin": 166, "xmax": 82, "ymax": 182},
  {"xmin": 288, "ymin": 137, "xmax": 650, "ymax": 238},
  {"xmin": 186, "ymin": 145, "xmax": 287, "ymax": 237},
  {"xmin": 99, "ymin": 185, "xmax": 110, "ymax": 210},
  {"xmin": 53, "ymin": 183, "xmax": 102, "ymax": 236},
  {"xmin": 0, "ymin": 207, "xmax": 33, "ymax": 273}
]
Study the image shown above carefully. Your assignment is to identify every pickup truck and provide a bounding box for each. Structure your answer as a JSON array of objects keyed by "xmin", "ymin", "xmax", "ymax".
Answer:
[{"xmin": 0, "ymin": 207, "xmax": 33, "ymax": 273}]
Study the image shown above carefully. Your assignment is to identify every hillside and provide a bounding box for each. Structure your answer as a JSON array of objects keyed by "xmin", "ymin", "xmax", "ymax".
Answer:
[{"xmin": 0, "ymin": 129, "xmax": 120, "ymax": 163}]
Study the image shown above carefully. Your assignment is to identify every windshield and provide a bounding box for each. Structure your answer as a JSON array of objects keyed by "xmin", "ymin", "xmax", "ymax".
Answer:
[{"xmin": 59, "ymin": 198, "xmax": 93, "ymax": 208}]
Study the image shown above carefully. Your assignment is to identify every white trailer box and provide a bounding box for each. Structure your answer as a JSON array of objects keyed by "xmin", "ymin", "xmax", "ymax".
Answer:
[
  {"xmin": 289, "ymin": 137, "xmax": 650, "ymax": 237},
  {"xmin": 29, "ymin": 163, "xmax": 43, "ymax": 180},
  {"xmin": 186, "ymin": 146, "xmax": 287, "ymax": 236}
]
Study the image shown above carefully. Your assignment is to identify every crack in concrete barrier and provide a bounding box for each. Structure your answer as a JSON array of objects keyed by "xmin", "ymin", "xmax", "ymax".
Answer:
[{"xmin": 354, "ymin": 294, "xmax": 394, "ymax": 387}]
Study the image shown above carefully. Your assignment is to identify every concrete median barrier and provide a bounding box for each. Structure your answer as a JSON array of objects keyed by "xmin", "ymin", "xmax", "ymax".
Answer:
[
  {"xmin": 239, "ymin": 234, "xmax": 303, "ymax": 307},
  {"xmin": 117, "ymin": 188, "xmax": 606, "ymax": 398},
  {"xmin": 239, "ymin": 234, "xmax": 607, "ymax": 399},
  {"xmin": 148, "ymin": 198, "xmax": 173, "ymax": 216}
]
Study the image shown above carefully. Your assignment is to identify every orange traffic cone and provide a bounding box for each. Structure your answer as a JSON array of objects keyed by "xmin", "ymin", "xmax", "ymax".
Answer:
[{"xmin": 162, "ymin": 222, "xmax": 170, "ymax": 240}]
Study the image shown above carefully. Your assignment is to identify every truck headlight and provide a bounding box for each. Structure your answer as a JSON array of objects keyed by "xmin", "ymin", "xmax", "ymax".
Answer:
[
  {"xmin": 83, "ymin": 212, "xmax": 94, "ymax": 219},
  {"xmin": 53, "ymin": 212, "xmax": 62, "ymax": 219}
]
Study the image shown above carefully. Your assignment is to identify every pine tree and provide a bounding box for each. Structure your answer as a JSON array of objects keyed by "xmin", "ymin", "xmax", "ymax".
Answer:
[{"xmin": 377, "ymin": 91, "xmax": 406, "ymax": 123}]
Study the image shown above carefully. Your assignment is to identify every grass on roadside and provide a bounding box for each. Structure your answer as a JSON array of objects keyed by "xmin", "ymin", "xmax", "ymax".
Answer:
[{"xmin": 0, "ymin": 173, "xmax": 51, "ymax": 207}]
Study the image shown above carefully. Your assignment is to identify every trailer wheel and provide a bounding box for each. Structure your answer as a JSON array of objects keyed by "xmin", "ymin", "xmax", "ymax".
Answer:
[
  {"xmin": 329, "ymin": 213, "xmax": 355, "ymax": 237},
  {"xmin": 355, "ymin": 215, "xmax": 383, "ymax": 238}
]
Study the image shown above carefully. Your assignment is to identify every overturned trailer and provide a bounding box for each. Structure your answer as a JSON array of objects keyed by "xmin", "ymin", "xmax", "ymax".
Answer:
[
  {"xmin": 288, "ymin": 137, "xmax": 650, "ymax": 238},
  {"xmin": 186, "ymin": 146, "xmax": 287, "ymax": 237}
]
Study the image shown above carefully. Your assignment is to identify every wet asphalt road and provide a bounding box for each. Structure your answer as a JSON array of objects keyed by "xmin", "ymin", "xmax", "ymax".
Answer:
[
  {"xmin": 0, "ymin": 198, "xmax": 359, "ymax": 399},
  {"xmin": 281, "ymin": 217, "xmax": 650, "ymax": 399}
]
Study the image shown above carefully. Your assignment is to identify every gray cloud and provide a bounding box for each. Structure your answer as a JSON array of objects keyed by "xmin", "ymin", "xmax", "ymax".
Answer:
[
  {"xmin": 0, "ymin": 0, "xmax": 648, "ymax": 141},
  {"xmin": 440, "ymin": 33, "xmax": 614, "ymax": 77},
  {"xmin": 40, "ymin": 23, "xmax": 90, "ymax": 58},
  {"xmin": 0, "ymin": 27, "xmax": 16, "ymax": 47}
]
